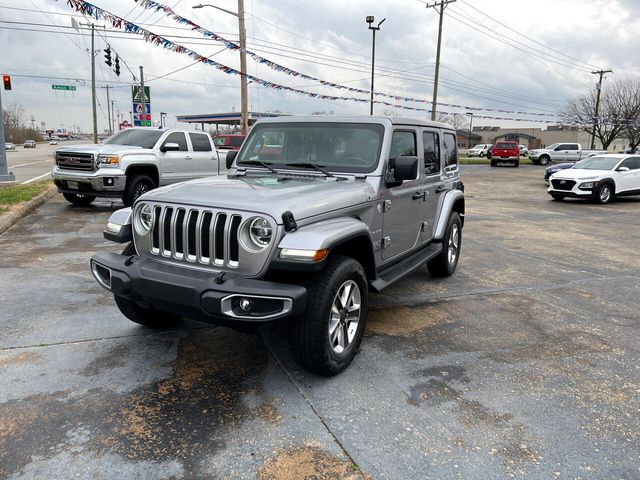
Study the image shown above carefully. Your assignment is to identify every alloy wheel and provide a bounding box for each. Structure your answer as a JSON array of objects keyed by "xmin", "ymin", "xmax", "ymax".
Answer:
[
  {"xmin": 328, "ymin": 280, "xmax": 361, "ymax": 354},
  {"xmin": 448, "ymin": 224, "xmax": 460, "ymax": 265}
]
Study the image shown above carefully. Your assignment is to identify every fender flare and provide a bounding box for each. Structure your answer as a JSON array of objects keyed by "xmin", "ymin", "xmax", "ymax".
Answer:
[
  {"xmin": 598, "ymin": 177, "xmax": 616, "ymax": 193},
  {"xmin": 433, "ymin": 190, "xmax": 465, "ymax": 240},
  {"xmin": 277, "ymin": 216, "xmax": 373, "ymax": 251}
]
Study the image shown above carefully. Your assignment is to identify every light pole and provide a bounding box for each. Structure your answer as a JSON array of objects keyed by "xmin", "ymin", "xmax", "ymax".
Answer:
[
  {"xmin": 366, "ymin": 16, "xmax": 385, "ymax": 116},
  {"xmin": 194, "ymin": 3, "xmax": 249, "ymax": 135},
  {"xmin": 466, "ymin": 112, "xmax": 473, "ymax": 149},
  {"xmin": 160, "ymin": 112, "xmax": 167, "ymax": 129}
]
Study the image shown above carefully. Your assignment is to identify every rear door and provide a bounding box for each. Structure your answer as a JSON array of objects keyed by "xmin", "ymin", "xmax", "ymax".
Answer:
[
  {"xmin": 420, "ymin": 129, "xmax": 444, "ymax": 242},
  {"xmin": 158, "ymin": 132, "xmax": 193, "ymax": 183},
  {"xmin": 616, "ymin": 157, "xmax": 640, "ymax": 192},
  {"xmin": 381, "ymin": 129, "xmax": 423, "ymax": 260},
  {"xmin": 189, "ymin": 132, "xmax": 220, "ymax": 177}
]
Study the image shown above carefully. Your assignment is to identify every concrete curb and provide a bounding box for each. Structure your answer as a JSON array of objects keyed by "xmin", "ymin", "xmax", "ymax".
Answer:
[{"xmin": 0, "ymin": 184, "xmax": 57, "ymax": 235}]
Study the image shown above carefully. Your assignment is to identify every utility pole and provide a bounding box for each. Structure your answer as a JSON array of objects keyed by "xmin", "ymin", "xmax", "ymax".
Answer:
[
  {"xmin": 90, "ymin": 23, "xmax": 98, "ymax": 143},
  {"xmin": 467, "ymin": 112, "xmax": 473, "ymax": 149},
  {"xmin": 590, "ymin": 69, "xmax": 613, "ymax": 149},
  {"xmin": 102, "ymin": 85, "xmax": 112, "ymax": 135},
  {"xmin": 0, "ymin": 79, "xmax": 16, "ymax": 182},
  {"xmin": 366, "ymin": 16, "xmax": 386, "ymax": 116},
  {"xmin": 425, "ymin": 0, "xmax": 456, "ymax": 121},
  {"xmin": 111, "ymin": 100, "xmax": 115, "ymax": 134},
  {"xmin": 139, "ymin": 65, "xmax": 145, "ymax": 127},
  {"xmin": 238, "ymin": 0, "xmax": 249, "ymax": 135}
]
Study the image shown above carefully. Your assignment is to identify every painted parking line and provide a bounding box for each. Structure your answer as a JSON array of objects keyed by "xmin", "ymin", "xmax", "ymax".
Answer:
[
  {"xmin": 21, "ymin": 172, "xmax": 52, "ymax": 185},
  {"xmin": 10, "ymin": 160, "xmax": 50, "ymax": 168}
]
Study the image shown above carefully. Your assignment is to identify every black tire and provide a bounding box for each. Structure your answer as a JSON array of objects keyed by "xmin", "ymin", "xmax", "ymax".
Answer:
[
  {"xmin": 490, "ymin": 159, "xmax": 497, "ymax": 167},
  {"xmin": 290, "ymin": 255, "xmax": 368, "ymax": 376},
  {"xmin": 479, "ymin": 152, "xmax": 485, "ymax": 158},
  {"xmin": 550, "ymin": 194, "xmax": 565, "ymax": 201},
  {"xmin": 594, "ymin": 182, "xmax": 614, "ymax": 204},
  {"xmin": 427, "ymin": 212, "xmax": 462, "ymax": 278},
  {"xmin": 539, "ymin": 156, "xmax": 550, "ymax": 166},
  {"xmin": 122, "ymin": 174, "xmax": 156, "ymax": 207},
  {"xmin": 113, "ymin": 243, "xmax": 180, "ymax": 328},
  {"xmin": 514, "ymin": 160, "xmax": 520, "ymax": 167},
  {"xmin": 63, "ymin": 192, "xmax": 96, "ymax": 206}
]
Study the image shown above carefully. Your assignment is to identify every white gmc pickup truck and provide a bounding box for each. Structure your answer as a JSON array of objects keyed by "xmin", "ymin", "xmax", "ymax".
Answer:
[
  {"xmin": 53, "ymin": 128, "xmax": 224, "ymax": 206},
  {"xmin": 529, "ymin": 143, "xmax": 605, "ymax": 166}
]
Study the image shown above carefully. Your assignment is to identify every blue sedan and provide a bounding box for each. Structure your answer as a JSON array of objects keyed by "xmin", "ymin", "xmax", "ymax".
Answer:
[{"xmin": 544, "ymin": 163, "xmax": 573, "ymax": 183}]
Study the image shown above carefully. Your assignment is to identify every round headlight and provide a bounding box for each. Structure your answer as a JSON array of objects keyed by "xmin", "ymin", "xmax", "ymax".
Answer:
[
  {"xmin": 134, "ymin": 203, "xmax": 153, "ymax": 235},
  {"xmin": 240, "ymin": 217, "xmax": 273, "ymax": 251}
]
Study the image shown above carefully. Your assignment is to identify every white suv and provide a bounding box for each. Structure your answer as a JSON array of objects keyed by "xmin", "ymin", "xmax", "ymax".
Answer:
[
  {"xmin": 548, "ymin": 154, "xmax": 640, "ymax": 204},
  {"xmin": 467, "ymin": 144, "xmax": 491, "ymax": 157}
]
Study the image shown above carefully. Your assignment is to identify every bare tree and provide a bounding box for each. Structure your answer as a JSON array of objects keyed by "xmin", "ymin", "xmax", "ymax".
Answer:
[
  {"xmin": 3, "ymin": 102, "xmax": 26, "ymax": 130},
  {"xmin": 436, "ymin": 113, "xmax": 469, "ymax": 130},
  {"xmin": 622, "ymin": 78, "xmax": 640, "ymax": 150},
  {"xmin": 565, "ymin": 78, "xmax": 639, "ymax": 149}
]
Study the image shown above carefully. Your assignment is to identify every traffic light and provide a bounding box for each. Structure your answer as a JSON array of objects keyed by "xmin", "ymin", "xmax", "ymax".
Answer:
[
  {"xmin": 114, "ymin": 56, "xmax": 120, "ymax": 77},
  {"xmin": 104, "ymin": 46, "xmax": 112, "ymax": 67},
  {"xmin": 2, "ymin": 75, "xmax": 11, "ymax": 90}
]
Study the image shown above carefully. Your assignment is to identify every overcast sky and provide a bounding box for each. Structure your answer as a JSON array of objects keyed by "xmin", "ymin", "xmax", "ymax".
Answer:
[{"xmin": 1, "ymin": 0, "xmax": 639, "ymax": 133}]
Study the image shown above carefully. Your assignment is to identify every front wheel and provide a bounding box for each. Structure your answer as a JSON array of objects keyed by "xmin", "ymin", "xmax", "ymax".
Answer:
[
  {"xmin": 428, "ymin": 212, "xmax": 462, "ymax": 277},
  {"xmin": 595, "ymin": 183, "xmax": 614, "ymax": 204},
  {"xmin": 122, "ymin": 174, "xmax": 156, "ymax": 207},
  {"xmin": 514, "ymin": 160, "xmax": 520, "ymax": 167},
  {"xmin": 63, "ymin": 192, "xmax": 96, "ymax": 206},
  {"xmin": 479, "ymin": 152, "xmax": 485, "ymax": 158},
  {"xmin": 539, "ymin": 156, "xmax": 550, "ymax": 166},
  {"xmin": 490, "ymin": 159, "xmax": 497, "ymax": 167},
  {"xmin": 290, "ymin": 255, "xmax": 368, "ymax": 376}
]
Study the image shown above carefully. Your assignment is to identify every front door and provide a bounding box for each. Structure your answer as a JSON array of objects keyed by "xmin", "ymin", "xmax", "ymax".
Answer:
[
  {"xmin": 159, "ymin": 132, "xmax": 193, "ymax": 183},
  {"xmin": 189, "ymin": 132, "xmax": 221, "ymax": 177},
  {"xmin": 381, "ymin": 129, "xmax": 423, "ymax": 261}
]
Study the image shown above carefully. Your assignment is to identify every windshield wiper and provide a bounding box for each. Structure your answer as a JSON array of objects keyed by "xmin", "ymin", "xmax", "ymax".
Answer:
[
  {"xmin": 285, "ymin": 162, "xmax": 335, "ymax": 177},
  {"xmin": 239, "ymin": 160, "xmax": 278, "ymax": 174}
]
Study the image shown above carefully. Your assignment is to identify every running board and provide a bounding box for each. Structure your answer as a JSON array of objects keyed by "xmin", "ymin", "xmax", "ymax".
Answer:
[{"xmin": 370, "ymin": 243, "xmax": 442, "ymax": 292}]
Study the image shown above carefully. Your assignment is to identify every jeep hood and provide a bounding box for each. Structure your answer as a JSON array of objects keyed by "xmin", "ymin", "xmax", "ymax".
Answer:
[
  {"xmin": 141, "ymin": 174, "xmax": 376, "ymax": 222},
  {"xmin": 55, "ymin": 144, "xmax": 145, "ymax": 155}
]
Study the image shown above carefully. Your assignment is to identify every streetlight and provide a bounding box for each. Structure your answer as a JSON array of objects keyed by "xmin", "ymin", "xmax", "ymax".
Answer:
[
  {"xmin": 366, "ymin": 16, "xmax": 385, "ymax": 116},
  {"xmin": 193, "ymin": 2, "xmax": 249, "ymax": 135},
  {"xmin": 160, "ymin": 112, "xmax": 167, "ymax": 129},
  {"xmin": 466, "ymin": 111, "xmax": 473, "ymax": 149}
]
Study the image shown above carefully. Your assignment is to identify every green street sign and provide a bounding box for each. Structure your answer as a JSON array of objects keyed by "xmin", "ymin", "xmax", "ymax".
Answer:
[
  {"xmin": 132, "ymin": 86, "xmax": 150, "ymax": 102},
  {"xmin": 52, "ymin": 85, "xmax": 76, "ymax": 91}
]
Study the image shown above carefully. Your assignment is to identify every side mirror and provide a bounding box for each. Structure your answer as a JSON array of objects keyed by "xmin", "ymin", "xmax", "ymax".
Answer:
[
  {"xmin": 160, "ymin": 142, "xmax": 180, "ymax": 152},
  {"xmin": 226, "ymin": 150, "xmax": 238, "ymax": 169},
  {"xmin": 387, "ymin": 156, "xmax": 418, "ymax": 187},
  {"xmin": 617, "ymin": 166, "xmax": 630, "ymax": 172}
]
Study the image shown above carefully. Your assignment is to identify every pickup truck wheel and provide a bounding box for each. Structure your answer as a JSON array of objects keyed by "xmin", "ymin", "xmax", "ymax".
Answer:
[
  {"xmin": 514, "ymin": 160, "xmax": 520, "ymax": 167},
  {"xmin": 428, "ymin": 212, "xmax": 462, "ymax": 277},
  {"xmin": 63, "ymin": 192, "xmax": 96, "ymax": 206},
  {"xmin": 539, "ymin": 156, "xmax": 550, "ymax": 166},
  {"xmin": 123, "ymin": 174, "xmax": 156, "ymax": 207},
  {"xmin": 290, "ymin": 255, "xmax": 368, "ymax": 376},
  {"xmin": 490, "ymin": 159, "xmax": 496, "ymax": 167},
  {"xmin": 113, "ymin": 243, "xmax": 180, "ymax": 328},
  {"xmin": 594, "ymin": 183, "xmax": 614, "ymax": 204}
]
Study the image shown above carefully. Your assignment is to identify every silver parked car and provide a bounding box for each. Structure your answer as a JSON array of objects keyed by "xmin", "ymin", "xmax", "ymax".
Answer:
[{"xmin": 90, "ymin": 116, "xmax": 466, "ymax": 375}]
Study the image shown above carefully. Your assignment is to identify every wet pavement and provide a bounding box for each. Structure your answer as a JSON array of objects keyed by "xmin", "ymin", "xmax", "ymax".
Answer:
[{"xmin": 1, "ymin": 165, "xmax": 639, "ymax": 479}]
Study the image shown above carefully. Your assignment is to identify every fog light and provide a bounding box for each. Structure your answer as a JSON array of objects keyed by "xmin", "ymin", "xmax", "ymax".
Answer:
[
  {"xmin": 103, "ymin": 177, "xmax": 115, "ymax": 186},
  {"xmin": 238, "ymin": 297, "xmax": 253, "ymax": 313}
]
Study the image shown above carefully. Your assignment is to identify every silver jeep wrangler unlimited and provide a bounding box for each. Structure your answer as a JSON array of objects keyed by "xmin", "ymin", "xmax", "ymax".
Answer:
[{"xmin": 91, "ymin": 117, "xmax": 465, "ymax": 375}]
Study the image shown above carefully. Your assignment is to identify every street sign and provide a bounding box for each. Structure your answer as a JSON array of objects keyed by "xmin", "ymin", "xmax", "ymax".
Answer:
[
  {"xmin": 131, "ymin": 86, "xmax": 150, "ymax": 103},
  {"xmin": 119, "ymin": 120, "xmax": 132, "ymax": 130},
  {"xmin": 52, "ymin": 85, "xmax": 76, "ymax": 91},
  {"xmin": 132, "ymin": 102, "xmax": 151, "ymax": 115}
]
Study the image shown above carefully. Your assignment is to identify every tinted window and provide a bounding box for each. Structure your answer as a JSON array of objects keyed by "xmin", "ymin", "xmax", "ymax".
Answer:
[
  {"xmin": 495, "ymin": 142, "xmax": 517, "ymax": 149},
  {"xmin": 423, "ymin": 131, "xmax": 440, "ymax": 175},
  {"xmin": 390, "ymin": 131, "xmax": 417, "ymax": 159},
  {"xmin": 104, "ymin": 129, "xmax": 164, "ymax": 148},
  {"xmin": 230, "ymin": 136, "xmax": 244, "ymax": 147},
  {"xmin": 213, "ymin": 136, "xmax": 226, "ymax": 146},
  {"xmin": 566, "ymin": 144, "xmax": 579, "ymax": 150},
  {"xmin": 163, "ymin": 132, "xmax": 188, "ymax": 151},
  {"xmin": 189, "ymin": 133, "xmax": 212, "ymax": 152},
  {"xmin": 619, "ymin": 157, "xmax": 640, "ymax": 170},
  {"xmin": 443, "ymin": 133, "xmax": 458, "ymax": 168}
]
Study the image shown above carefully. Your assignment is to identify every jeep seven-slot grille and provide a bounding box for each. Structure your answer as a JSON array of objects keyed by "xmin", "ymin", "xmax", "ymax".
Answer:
[
  {"xmin": 551, "ymin": 179, "xmax": 576, "ymax": 191},
  {"xmin": 150, "ymin": 206, "xmax": 242, "ymax": 268},
  {"xmin": 56, "ymin": 152, "xmax": 95, "ymax": 171}
]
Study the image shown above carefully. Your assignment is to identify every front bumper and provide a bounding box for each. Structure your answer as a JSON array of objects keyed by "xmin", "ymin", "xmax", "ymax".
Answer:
[
  {"xmin": 547, "ymin": 183, "xmax": 595, "ymax": 198},
  {"xmin": 53, "ymin": 167, "xmax": 126, "ymax": 196},
  {"xmin": 90, "ymin": 252, "xmax": 307, "ymax": 325}
]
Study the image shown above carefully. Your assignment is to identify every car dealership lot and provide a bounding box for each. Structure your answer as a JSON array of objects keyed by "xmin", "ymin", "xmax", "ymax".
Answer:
[{"xmin": 1, "ymin": 165, "xmax": 639, "ymax": 479}]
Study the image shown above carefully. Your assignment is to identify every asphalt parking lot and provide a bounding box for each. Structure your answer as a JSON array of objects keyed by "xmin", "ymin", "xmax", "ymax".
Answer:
[
  {"xmin": 4, "ymin": 141, "xmax": 82, "ymax": 184},
  {"xmin": 1, "ymin": 165, "xmax": 639, "ymax": 479}
]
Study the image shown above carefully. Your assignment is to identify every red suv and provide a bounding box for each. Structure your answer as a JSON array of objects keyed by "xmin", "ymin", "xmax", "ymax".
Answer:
[
  {"xmin": 490, "ymin": 141, "xmax": 520, "ymax": 167},
  {"xmin": 212, "ymin": 134, "xmax": 245, "ymax": 151}
]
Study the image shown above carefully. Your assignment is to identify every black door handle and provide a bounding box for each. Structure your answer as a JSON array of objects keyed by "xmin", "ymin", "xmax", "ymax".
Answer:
[
  {"xmin": 435, "ymin": 186, "xmax": 446, "ymax": 193},
  {"xmin": 412, "ymin": 191, "xmax": 424, "ymax": 200}
]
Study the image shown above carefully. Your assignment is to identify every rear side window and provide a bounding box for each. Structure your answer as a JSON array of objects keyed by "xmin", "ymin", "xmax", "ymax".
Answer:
[
  {"xmin": 230, "ymin": 136, "xmax": 244, "ymax": 147},
  {"xmin": 443, "ymin": 133, "xmax": 458, "ymax": 168},
  {"xmin": 620, "ymin": 157, "xmax": 640, "ymax": 170},
  {"xmin": 189, "ymin": 133, "xmax": 212, "ymax": 152},
  {"xmin": 163, "ymin": 132, "xmax": 188, "ymax": 151},
  {"xmin": 423, "ymin": 131, "xmax": 440, "ymax": 175}
]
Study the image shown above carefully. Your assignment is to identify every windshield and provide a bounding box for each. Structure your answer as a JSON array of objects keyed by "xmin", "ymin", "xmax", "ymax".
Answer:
[
  {"xmin": 237, "ymin": 122, "xmax": 385, "ymax": 174},
  {"xmin": 103, "ymin": 129, "xmax": 164, "ymax": 148},
  {"xmin": 573, "ymin": 156, "xmax": 620, "ymax": 170},
  {"xmin": 471, "ymin": 144, "xmax": 484, "ymax": 149}
]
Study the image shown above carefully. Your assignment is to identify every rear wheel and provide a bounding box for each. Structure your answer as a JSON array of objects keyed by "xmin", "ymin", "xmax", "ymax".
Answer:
[
  {"xmin": 63, "ymin": 192, "xmax": 96, "ymax": 206},
  {"xmin": 113, "ymin": 243, "xmax": 181, "ymax": 328},
  {"xmin": 290, "ymin": 255, "xmax": 368, "ymax": 376},
  {"xmin": 428, "ymin": 212, "xmax": 462, "ymax": 277},
  {"xmin": 539, "ymin": 156, "xmax": 550, "ymax": 166},
  {"xmin": 595, "ymin": 183, "xmax": 614, "ymax": 204},
  {"xmin": 123, "ymin": 174, "xmax": 156, "ymax": 207}
]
